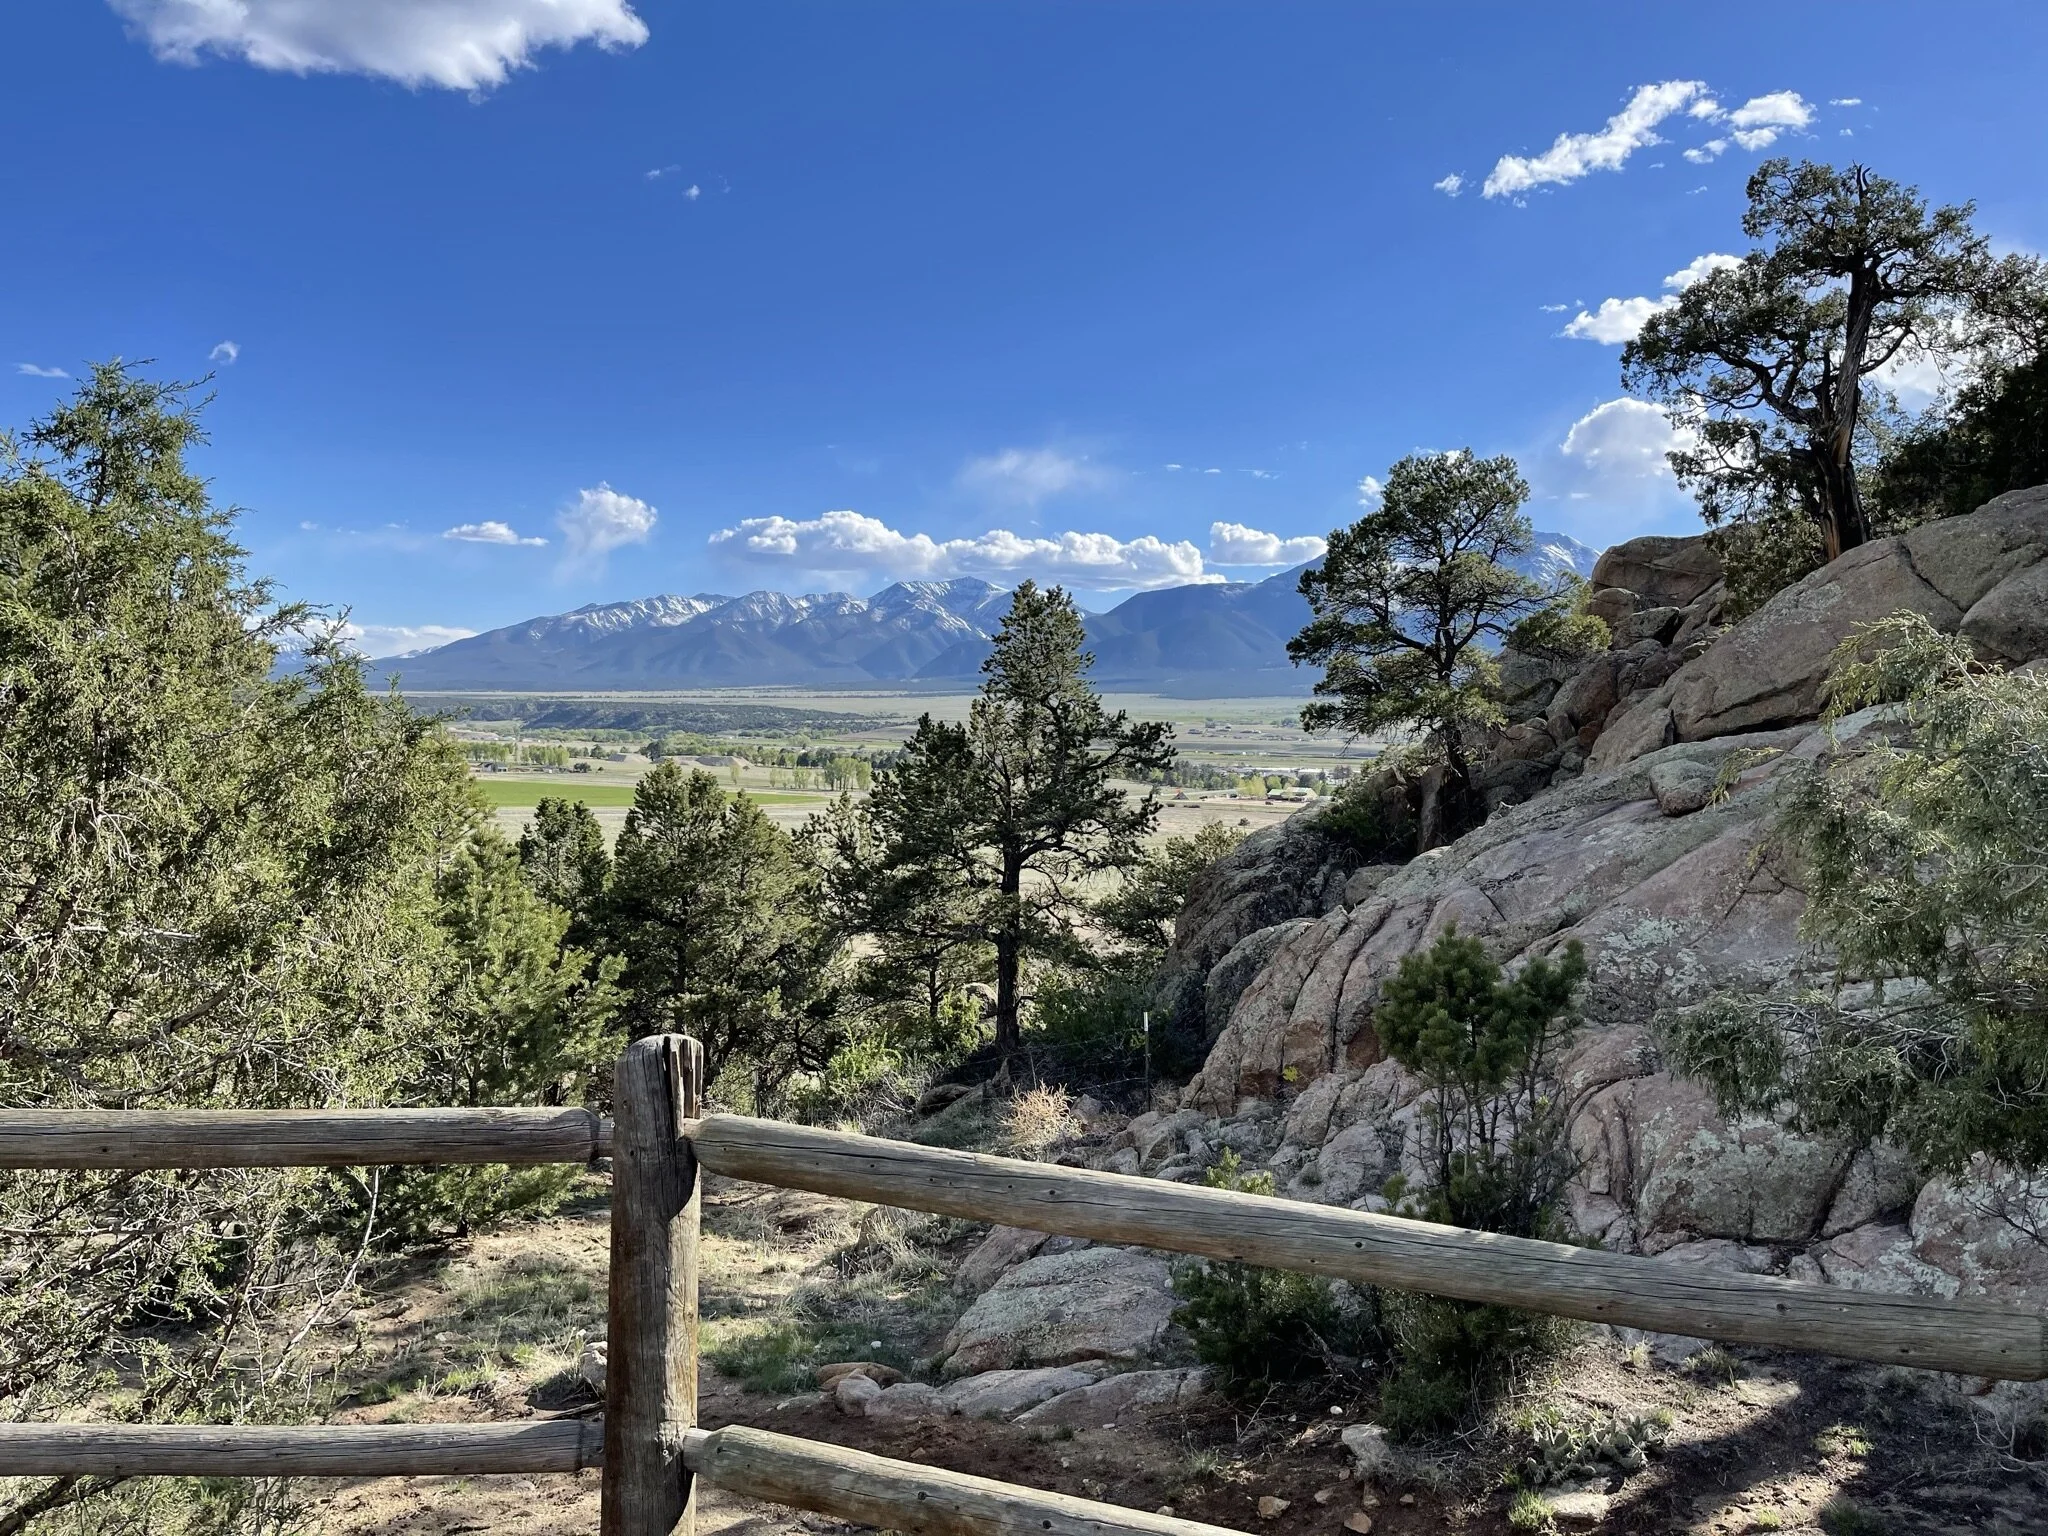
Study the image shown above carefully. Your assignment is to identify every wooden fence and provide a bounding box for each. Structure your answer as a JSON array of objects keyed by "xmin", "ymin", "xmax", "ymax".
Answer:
[{"xmin": 2, "ymin": 1032, "xmax": 2044, "ymax": 1536}]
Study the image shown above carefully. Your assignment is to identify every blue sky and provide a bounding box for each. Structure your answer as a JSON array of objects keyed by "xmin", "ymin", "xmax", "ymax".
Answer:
[{"xmin": 7, "ymin": 3, "xmax": 2046, "ymax": 654}]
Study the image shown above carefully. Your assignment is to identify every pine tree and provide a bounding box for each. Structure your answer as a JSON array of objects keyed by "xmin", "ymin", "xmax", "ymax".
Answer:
[
  {"xmin": 518, "ymin": 794, "xmax": 611, "ymax": 944},
  {"xmin": 603, "ymin": 762, "xmax": 838, "ymax": 1092},
  {"xmin": 851, "ymin": 583, "xmax": 1174, "ymax": 1054}
]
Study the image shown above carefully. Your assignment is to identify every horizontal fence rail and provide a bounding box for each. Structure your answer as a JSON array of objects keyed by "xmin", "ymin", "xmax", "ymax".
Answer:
[
  {"xmin": 685, "ymin": 1425, "xmax": 1252, "ymax": 1536},
  {"xmin": 0, "ymin": 1421, "xmax": 603, "ymax": 1477},
  {"xmin": 0, "ymin": 1107, "xmax": 610, "ymax": 1169},
  {"xmin": 688, "ymin": 1114, "xmax": 2048, "ymax": 1382}
]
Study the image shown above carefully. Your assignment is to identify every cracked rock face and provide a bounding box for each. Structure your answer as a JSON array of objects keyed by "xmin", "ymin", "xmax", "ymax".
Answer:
[
  {"xmin": 1144, "ymin": 490, "xmax": 2048, "ymax": 1317},
  {"xmin": 938, "ymin": 1246, "xmax": 1178, "ymax": 1378}
]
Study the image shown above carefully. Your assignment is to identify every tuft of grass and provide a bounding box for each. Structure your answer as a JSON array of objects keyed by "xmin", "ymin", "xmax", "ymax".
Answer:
[
  {"xmin": 1818, "ymin": 1497, "xmax": 1889, "ymax": 1536},
  {"xmin": 1002, "ymin": 1085, "xmax": 1079, "ymax": 1159},
  {"xmin": 1507, "ymin": 1490, "xmax": 1554, "ymax": 1532},
  {"xmin": 1750, "ymin": 1510, "xmax": 1784, "ymax": 1531},
  {"xmin": 1814, "ymin": 1422, "xmax": 1874, "ymax": 1458},
  {"xmin": 1688, "ymin": 1346, "xmax": 1741, "ymax": 1386}
]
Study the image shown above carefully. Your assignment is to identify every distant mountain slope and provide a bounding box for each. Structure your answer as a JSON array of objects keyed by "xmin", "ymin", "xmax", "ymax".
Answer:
[{"xmin": 379, "ymin": 532, "xmax": 1600, "ymax": 694}]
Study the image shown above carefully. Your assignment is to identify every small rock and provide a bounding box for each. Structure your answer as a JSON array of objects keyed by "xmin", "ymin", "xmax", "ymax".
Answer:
[
  {"xmin": 1543, "ymin": 1490, "xmax": 1611, "ymax": 1526},
  {"xmin": 577, "ymin": 1340, "xmax": 608, "ymax": 1395},
  {"xmin": 1647, "ymin": 757, "xmax": 1717, "ymax": 817},
  {"xmin": 1339, "ymin": 1423, "xmax": 1393, "ymax": 1483},
  {"xmin": 1257, "ymin": 1496, "xmax": 1290, "ymax": 1519},
  {"xmin": 1357, "ymin": 1494, "xmax": 1379, "ymax": 1510},
  {"xmin": 1155, "ymin": 1508, "xmax": 1175, "ymax": 1519},
  {"xmin": 865, "ymin": 1381, "xmax": 950, "ymax": 1422},
  {"xmin": 816, "ymin": 1360, "xmax": 902, "ymax": 1389},
  {"xmin": 1343, "ymin": 1514, "xmax": 1374, "ymax": 1535},
  {"xmin": 832, "ymin": 1373, "xmax": 883, "ymax": 1414},
  {"xmin": 1313, "ymin": 1488, "xmax": 1339, "ymax": 1506},
  {"xmin": 1397, "ymin": 1495, "xmax": 1415, "ymax": 1507}
]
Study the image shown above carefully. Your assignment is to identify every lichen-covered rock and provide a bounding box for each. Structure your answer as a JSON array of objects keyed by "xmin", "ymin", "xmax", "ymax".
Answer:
[
  {"xmin": 939, "ymin": 1246, "xmax": 1178, "ymax": 1377},
  {"xmin": 864, "ymin": 1381, "xmax": 950, "ymax": 1421},
  {"xmin": 1591, "ymin": 533, "xmax": 1725, "ymax": 608},
  {"xmin": 954, "ymin": 1225, "xmax": 1092, "ymax": 1297},
  {"xmin": 1647, "ymin": 757, "xmax": 1716, "ymax": 816},
  {"xmin": 1155, "ymin": 492, "xmax": 2048, "ymax": 1314},
  {"xmin": 1910, "ymin": 1164, "xmax": 2048, "ymax": 1302},
  {"xmin": 1011, "ymin": 1366, "xmax": 1213, "ymax": 1428},
  {"xmin": 1204, "ymin": 921, "xmax": 1313, "ymax": 1046},
  {"xmin": 938, "ymin": 1365, "xmax": 1107, "ymax": 1419},
  {"xmin": 1591, "ymin": 489, "xmax": 2048, "ymax": 769}
]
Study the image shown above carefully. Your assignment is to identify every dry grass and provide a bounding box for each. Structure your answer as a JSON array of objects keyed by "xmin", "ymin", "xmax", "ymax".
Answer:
[{"xmin": 1002, "ymin": 1084, "xmax": 1080, "ymax": 1159}]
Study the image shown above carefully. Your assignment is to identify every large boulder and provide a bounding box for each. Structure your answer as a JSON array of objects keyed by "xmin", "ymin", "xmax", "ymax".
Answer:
[
  {"xmin": 1591, "ymin": 533, "xmax": 1725, "ymax": 608},
  {"xmin": 1591, "ymin": 488, "xmax": 2048, "ymax": 769},
  {"xmin": 938, "ymin": 1246, "xmax": 1178, "ymax": 1377}
]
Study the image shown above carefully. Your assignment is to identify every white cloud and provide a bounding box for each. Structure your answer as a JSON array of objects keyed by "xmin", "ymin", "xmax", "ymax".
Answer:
[
  {"xmin": 1356, "ymin": 475, "xmax": 1384, "ymax": 511},
  {"xmin": 1562, "ymin": 295, "xmax": 1671, "ymax": 344},
  {"xmin": 443, "ymin": 519, "xmax": 547, "ymax": 547},
  {"xmin": 1724, "ymin": 91, "xmax": 1814, "ymax": 151},
  {"xmin": 1687, "ymin": 97, "xmax": 1722, "ymax": 119},
  {"xmin": 1433, "ymin": 173, "xmax": 1464, "ymax": 197},
  {"xmin": 683, "ymin": 183, "xmax": 701, "ymax": 200},
  {"xmin": 708, "ymin": 509, "xmax": 1215, "ymax": 591},
  {"xmin": 957, "ymin": 447, "xmax": 1112, "ymax": 507},
  {"xmin": 1560, "ymin": 398, "xmax": 1695, "ymax": 479},
  {"xmin": 109, "ymin": 0, "xmax": 648, "ymax": 92},
  {"xmin": 1683, "ymin": 139, "xmax": 1728, "ymax": 164},
  {"xmin": 1208, "ymin": 522, "xmax": 1327, "ymax": 567},
  {"xmin": 1830, "ymin": 97, "xmax": 1862, "ymax": 107},
  {"xmin": 209, "ymin": 339, "xmax": 239, "ymax": 364},
  {"xmin": 337, "ymin": 622, "xmax": 478, "ymax": 658},
  {"xmin": 1562, "ymin": 252, "xmax": 1742, "ymax": 344},
  {"xmin": 16, "ymin": 363, "xmax": 68, "ymax": 378},
  {"xmin": 1483, "ymin": 80, "xmax": 1707, "ymax": 199},
  {"xmin": 557, "ymin": 483, "xmax": 657, "ymax": 570},
  {"xmin": 1664, "ymin": 252, "xmax": 1742, "ymax": 289}
]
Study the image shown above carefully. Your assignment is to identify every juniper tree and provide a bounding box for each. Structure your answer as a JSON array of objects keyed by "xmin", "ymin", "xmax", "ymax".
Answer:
[
  {"xmin": 602, "ymin": 763, "xmax": 839, "ymax": 1095},
  {"xmin": 0, "ymin": 365, "xmax": 506, "ymax": 1532},
  {"xmin": 1289, "ymin": 450, "xmax": 1561, "ymax": 845},
  {"xmin": 1668, "ymin": 613, "xmax": 2048, "ymax": 1173},
  {"xmin": 1624, "ymin": 160, "xmax": 2010, "ymax": 597}
]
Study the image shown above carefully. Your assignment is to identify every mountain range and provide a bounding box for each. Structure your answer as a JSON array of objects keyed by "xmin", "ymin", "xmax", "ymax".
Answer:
[{"xmin": 378, "ymin": 531, "xmax": 1600, "ymax": 695}]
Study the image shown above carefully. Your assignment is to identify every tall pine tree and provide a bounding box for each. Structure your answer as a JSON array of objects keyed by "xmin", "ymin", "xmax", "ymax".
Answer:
[{"xmin": 852, "ymin": 583, "xmax": 1174, "ymax": 1054}]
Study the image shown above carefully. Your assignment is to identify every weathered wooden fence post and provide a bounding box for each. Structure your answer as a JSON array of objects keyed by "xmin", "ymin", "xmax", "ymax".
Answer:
[{"xmin": 604, "ymin": 1034, "xmax": 703, "ymax": 1536}]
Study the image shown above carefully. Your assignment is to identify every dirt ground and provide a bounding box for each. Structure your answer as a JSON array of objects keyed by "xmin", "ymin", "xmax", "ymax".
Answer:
[{"xmin": 298, "ymin": 1176, "xmax": 2048, "ymax": 1536}]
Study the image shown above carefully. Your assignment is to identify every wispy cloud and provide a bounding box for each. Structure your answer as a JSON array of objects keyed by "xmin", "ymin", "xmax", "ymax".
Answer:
[
  {"xmin": 957, "ymin": 447, "xmax": 1113, "ymax": 508},
  {"xmin": 1433, "ymin": 173, "xmax": 1464, "ymax": 197},
  {"xmin": 1561, "ymin": 251, "xmax": 1741, "ymax": 344},
  {"xmin": 557, "ymin": 483, "xmax": 657, "ymax": 572},
  {"xmin": 109, "ymin": 0, "xmax": 648, "ymax": 92},
  {"xmin": 1356, "ymin": 475, "xmax": 1384, "ymax": 511},
  {"xmin": 1829, "ymin": 97, "xmax": 1863, "ymax": 107},
  {"xmin": 1483, "ymin": 80, "xmax": 1707, "ymax": 199},
  {"xmin": 209, "ymin": 339, "xmax": 240, "ymax": 364},
  {"xmin": 16, "ymin": 363, "xmax": 69, "ymax": 378},
  {"xmin": 709, "ymin": 510, "xmax": 1215, "ymax": 591},
  {"xmin": 443, "ymin": 519, "xmax": 547, "ymax": 547},
  {"xmin": 1208, "ymin": 522, "xmax": 1326, "ymax": 567}
]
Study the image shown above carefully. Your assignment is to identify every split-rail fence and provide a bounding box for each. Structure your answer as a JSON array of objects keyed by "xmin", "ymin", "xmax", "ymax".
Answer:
[{"xmin": 2, "ymin": 1033, "xmax": 2044, "ymax": 1536}]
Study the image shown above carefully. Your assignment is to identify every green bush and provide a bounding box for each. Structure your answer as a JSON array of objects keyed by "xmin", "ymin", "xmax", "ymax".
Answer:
[
  {"xmin": 1170, "ymin": 1151, "xmax": 1378, "ymax": 1398},
  {"xmin": 1372, "ymin": 929, "xmax": 1588, "ymax": 1433}
]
